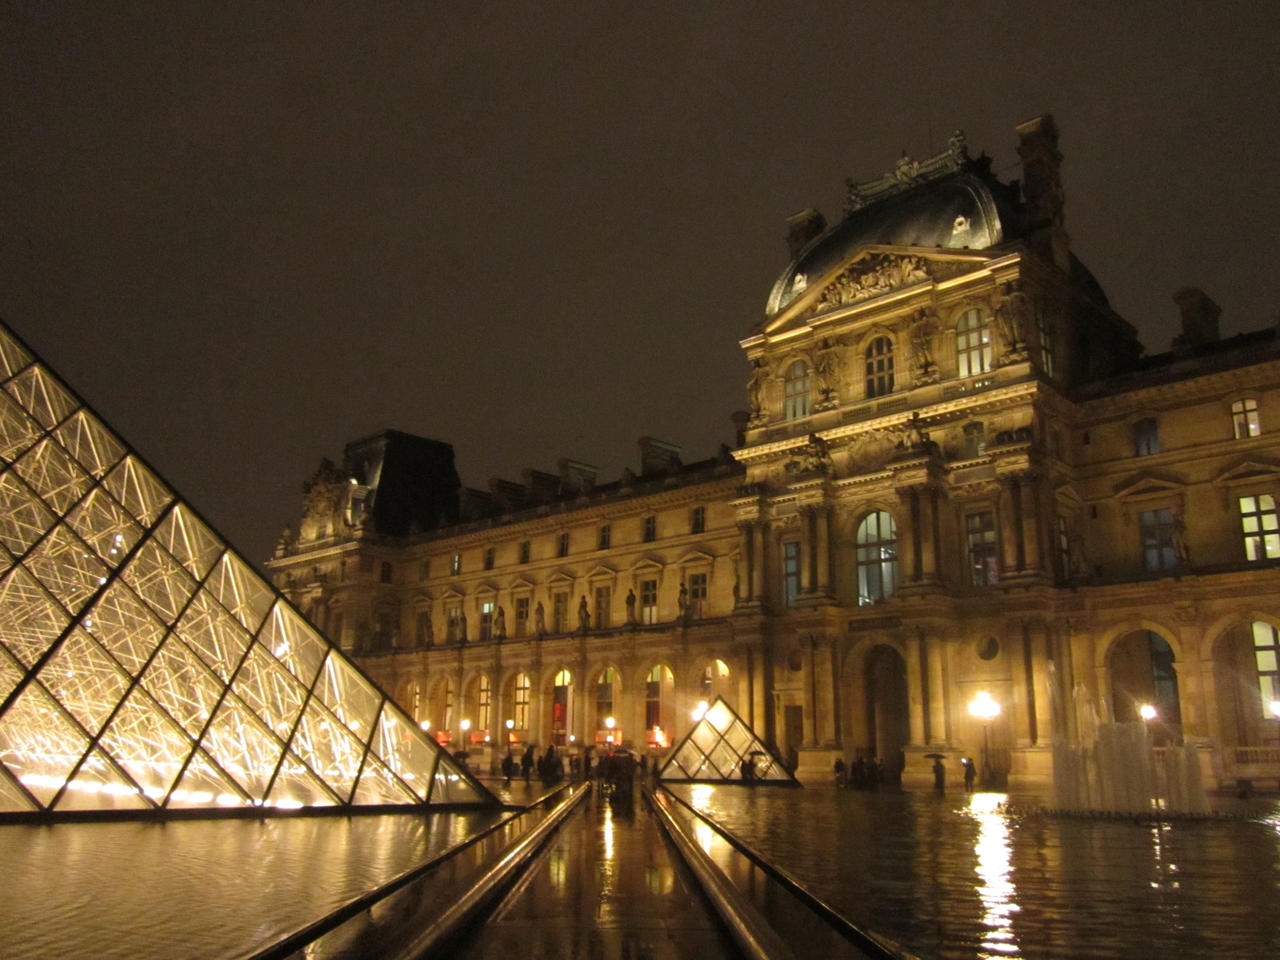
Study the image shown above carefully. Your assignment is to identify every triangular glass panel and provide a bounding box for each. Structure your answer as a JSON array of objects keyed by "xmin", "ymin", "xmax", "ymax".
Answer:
[
  {"xmin": 153, "ymin": 505, "xmax": 222, "ymax": 581},
  {"xmin": 4, "ymin": 365, "xmax": 78, "ymax": 430},
  {"xmin": 0, "ymin": 391, "xmax": 44, "ymax": 462},
  {"xmin": 53, "ymin": 747, "xmax": 150, "ymax": 812},
  {"xmin": 0, "ymin": 327, "xmax": 32, "ymax": 380},
  {"xmin": 0, "ymin": 681, "xmax": 92, "ymax": 807},
  {"xmin": 13, "ymin": 437, "xmax": 93, "ymax": 514},
  {"xmin": 0, "ymin": 319, "xmax": 497, "ymax": 817},
  {"xmin": 0, "ymin": 471, "xmax": 55, "ymax": 557},
  {"xmin": 659, "ymin": 696, "xmax": 798, "ymax": 784},
  {"xmin": 53, "ymin": 409, "xmax": 125, "ymax": 478}
]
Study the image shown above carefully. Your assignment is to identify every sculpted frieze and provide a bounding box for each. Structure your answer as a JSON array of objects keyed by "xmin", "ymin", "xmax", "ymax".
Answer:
[{"xmin": 807, "ymin": 255, "xmax": 970, "ymax": 318}]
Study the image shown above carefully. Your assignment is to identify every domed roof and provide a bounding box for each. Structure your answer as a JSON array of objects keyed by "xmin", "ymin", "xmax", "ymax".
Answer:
[{"xmin": 766, "ymin": 156, "xmax": 1024, "ymax": 318}]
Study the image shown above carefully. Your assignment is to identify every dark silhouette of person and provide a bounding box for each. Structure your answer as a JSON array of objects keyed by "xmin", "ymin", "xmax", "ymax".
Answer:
[
  {"xmin": 521, "ymin": 744, "xmax": 535, "ymax": 783},
  {"xmin": 962, "ymin": 757, "xmax": 976, "ymax": 792},
  {"xmin": 933, "ymin": 757, "xmax": 945, "ymax": 793}
]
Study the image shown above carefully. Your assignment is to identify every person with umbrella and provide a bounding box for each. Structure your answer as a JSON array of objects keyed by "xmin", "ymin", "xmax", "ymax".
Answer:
[{"xmin": 927, "ymin": 753, "xmax": 946, "ymax": 792}]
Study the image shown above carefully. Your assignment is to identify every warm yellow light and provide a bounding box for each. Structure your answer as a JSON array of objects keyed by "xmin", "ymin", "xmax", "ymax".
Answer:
[
  {"xmin": 968, "ymin": 690, "xmax": 1001, "ymax": 720},
  {"xmin": 505, "ymin": 718, "xmax": 515, "ymax": 729},
  {"xmin": 604, "ymin": 716, "xmax": 616, "ymax": 729},
  {"xmin": 691, "ymin": 700, "xmax": 708, "ymax": 722},
  {"xmin": 1139, "ymin": 703, "xmax": 1158, "ymax": 721},
  {"xmin": 420, "ymin": 719, "xmax": 430, "ymax": 731},
  {"xmin": 1269, "ymin": 700, "xmax": 1280, "ymax": 719},
  {"xmin": 460, "ymin": 718, "xmax": 471, "ymax": 732}
]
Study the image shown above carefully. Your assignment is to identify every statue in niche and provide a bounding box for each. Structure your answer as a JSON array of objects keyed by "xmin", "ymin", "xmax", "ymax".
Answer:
[
  {"xmin": 1068, "ymin": 533, "xmax": 1089, "ymax": 580},
  {"xmin": 625, "ymin": 588, "xmax": 637, "ymax": 624},
  {"xmin": 747, "ymin": 359, "xmax": 768, "ymax": 416},
  {"xmin": 909, "ymin": 310, "xmax": 937, "ymax": 377},
  {"xmin": 900, "ymin": 412, "xmax": 928, "ymax": 450},
  {"xmin": 534, "ymin": 601, "xmax": 546, "ymax": 636},
  {"xmin": 678, "ymin": 581, "xmax": 689, "ymax": 620},
  {"xmin": 457, "ymin": 612, "xmax": 468, "ymax": 644},
  {"xmin": 578, "ymin": 595, "xmax": 590, "ymax": 633},
  {"xmin": 996, "ymin": 280, "xmax": 1032, "ymax": 354},
  {"xmin": 794, "ymin": 433, "xmax": 833, "ymax": 474},
  {"xmin": 1172, "ymin": 509, "xmax": 1191, "ymax": 563},
  {"xmin": 493, "ymin": 604, "xmax": 506, "ymax": 640},
  {"xmin": 813, "ymin": 338, "xmax": 841, "ymax": 404}
]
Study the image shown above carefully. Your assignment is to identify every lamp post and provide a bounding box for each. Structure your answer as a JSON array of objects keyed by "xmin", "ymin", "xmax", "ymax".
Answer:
[
  {"xmin": 605, "ymin": 715, "xmax": 616, "ymax": 745},
  {"xmin": 968, "ymin": 691, "xmax": 1001, "ymax": 788}
]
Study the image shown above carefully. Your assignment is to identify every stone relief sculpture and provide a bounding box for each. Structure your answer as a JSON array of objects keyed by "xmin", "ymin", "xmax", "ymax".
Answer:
[
  {"xmin": 909, "ymin": 310, "xmax": 939, "ymax": 382},
  {"xmin": 813, "ymin": 338, "xmax": 842, "ymax": 407},
  {"xmin": 996, "ymin": 280, "xmax": 1032, "ymax": 361},
  {"xmin": 815, "ymin": 254, "xmax": 931, "ymax": 312},
  {"xmin": 493, "ymin": 604, "xmax": 506, "ymax": 640},
  {"xmin": 625, "ymin": 588, "xmax": 637, "ymax": 624},
  {"xmin": 577, "ymin": 595, "xmax": 590, "ymax": 633},
  {"xmin": 747, "ymin": 359, "xmax": 769, "ymax": 418},
  {"xmin": 534, "ymin": 601, "xmax": 546, "ymax": 636}
]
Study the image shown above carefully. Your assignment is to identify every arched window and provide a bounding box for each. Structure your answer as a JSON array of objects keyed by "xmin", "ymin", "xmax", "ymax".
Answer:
[
  {"xmin": 956, "ymin": 308, "xmax": 993, "ymax": 377},
  {"xmin": 552, "ymin": 669, "xmax": 573, "ymax": 744},
  {"xmin": 855, "ymin": 511, "xmax": 897, "ymax": 605},
  {"xmin": 1252, "ymin": 621, "xmax": 1280, "ymax": 717},
  {"xmin": 514, "ymin": 672, "xmax": 531, "ymax": 730},
  {"xmin": 865, "ymin": 337, "xmax": 894, "ymax": 398},
  {"xmin": 784, "ymin": 361, "xmax": 811, "ymax": 420},
  {"xmin": 596, "ymin": 668, "xmax": 617, "ymax": 728},
  {"xmin": 477, "ymin": 675, "xmax": 491, "ymax": 731}
]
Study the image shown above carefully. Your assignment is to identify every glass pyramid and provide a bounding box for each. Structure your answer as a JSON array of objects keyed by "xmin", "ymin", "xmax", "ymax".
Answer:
[
  {"xmin": 658, "ymin": 696, "xmax": 796, "ymax": 783},
  {"xmin": 0, "ymin": 322, "xmax": 495, "ymax": 815}
]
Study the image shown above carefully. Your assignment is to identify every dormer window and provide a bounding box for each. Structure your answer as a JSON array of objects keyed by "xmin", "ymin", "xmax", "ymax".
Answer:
[
  {"xmin": 865, "ymin": 337, "xmax": 894, "ymax": 398},
  {"xmin": 784, "ymin": 361, "xmax": 811, "ymax": 420}
]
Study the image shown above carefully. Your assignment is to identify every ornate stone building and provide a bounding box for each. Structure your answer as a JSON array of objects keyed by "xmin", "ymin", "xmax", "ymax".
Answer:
[{"xmin": 269, "ymin": 116, "xmax": 1280, "ymax": 791}]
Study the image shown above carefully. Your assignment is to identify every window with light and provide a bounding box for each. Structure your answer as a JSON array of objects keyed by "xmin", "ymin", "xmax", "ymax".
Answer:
[
  {"xmin": 1233, "ymin": 399, "xmax": 1261, "ymax": 439},
  {"xmin": 855, "ymin": 511, "xmax": 897, "ymax": 604},
  {"xmin": 1139, "ymin": 508, "xmax": 1177, "ymax": 571},
  {"xmin": 784, "ymin": 361, "xmax": 811, "ymax": 420},
  {"xmin": 865, "ymin": 336, "xmax": 894, "ymax": 398},
  {"xmin": 967, "ymin": 511, "xmax": 998, "ymax": 585},
  {"xmin": 1240, "ymin": 494, "xmax": 1280, "ymax": 560},
  {"xmin": 956, "ymin": 308, "xmax": 992, "ymax": 377},
  {"xmin": 1252, "ymin": 621, "xmax": 1280, "ymax": 717}
]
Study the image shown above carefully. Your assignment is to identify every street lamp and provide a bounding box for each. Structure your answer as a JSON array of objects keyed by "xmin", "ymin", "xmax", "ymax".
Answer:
[
  {"xmin": 1138, "ymin": 703, "xmax": 1158, "ymax": 721},
  {"xmin": 605, "ymin": 715, "xmax": 616, "ymax": 745},
  {"xmin": 691, "ymin": 700, "xmax": 708, "ymax": 722},
  {"xmin": 968, "ymin": 691, "xmax": 1001, "ymax": 788},
  {"xmin": 460, "ymin": 718, "xmax": 471, "ymax": 743}
]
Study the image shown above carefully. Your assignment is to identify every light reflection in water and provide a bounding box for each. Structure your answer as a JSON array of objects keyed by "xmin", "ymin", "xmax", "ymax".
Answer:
[
  {"xmin": 966, "ymin": 792, "xmax": 1020, "ymax": 957},
  {"xmin": 548, "ymin": 848, "xmax": 566, "ymax": 892}
]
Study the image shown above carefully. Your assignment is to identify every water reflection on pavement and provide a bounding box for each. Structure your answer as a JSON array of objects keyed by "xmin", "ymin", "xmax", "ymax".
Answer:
[{"xmin": 670, "ymin": 784, "xmax": 1280, "ymax": 959}]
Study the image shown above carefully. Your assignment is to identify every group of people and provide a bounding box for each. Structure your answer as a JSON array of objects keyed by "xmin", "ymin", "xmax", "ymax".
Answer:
[
  {"xmin": 833, "ymin": 754, "xmax": 891, "ymax": 789},
  {"xmin": 500, "ymin": 744, "xmax": 567, "ymax": 784}
]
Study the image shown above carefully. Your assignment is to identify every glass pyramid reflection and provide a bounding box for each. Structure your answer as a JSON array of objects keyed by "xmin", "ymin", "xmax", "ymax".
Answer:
[
  {"xmin": 658, "ymin": 696, "xmax": 797, "ymax": 783},
  {"xmin": 0, "ymin": 322, "xmax": 495, "ymax": 815}
]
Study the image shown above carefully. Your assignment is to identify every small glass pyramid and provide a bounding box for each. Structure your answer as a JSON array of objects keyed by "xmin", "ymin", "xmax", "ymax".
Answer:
[
  {"xmin": 658, "ymin": 696, "xmax": 797, "ymax": 783},
  {"xmin": 0, "ymin": 322, "xmax": 494, "ymax": 815}
]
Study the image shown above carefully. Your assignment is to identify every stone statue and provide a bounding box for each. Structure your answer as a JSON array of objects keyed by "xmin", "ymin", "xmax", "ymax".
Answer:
[
  {"xmin": 534, "ymin": 601, "xmax": 546, "ymax": 636},
  {"xmin": 494, "ymin": 604, "xmax": 507, "ymax": 640},
  {"xmin": 996, "ymin": 280, "xmax": 1031, "ymax": 353},
  {"xmin": 901, "ymin": 412, "xmax": 927, "ymax": 450},
  {"xmin": 747, "ymin": 359, "xmax": 768, "ymax": 416},
  {"xmin": 578, "ymin": 595, "xmax": 590, "ymax": 633},
  {"xmin": 813, "ymin": 338, "xmax": 840, "ymax": 402},
  {"xmin": 1068, "ymin": 533, "xmax": 1089, "ymax": 580},
  {"xmin": 458, "ymin": 612, "xmax": 468, "ymax": 644},
  {"xmin": 1172, "ymin": 510, "xmax": 1191, "ymax": 563},
  {"xmin": 796, "ymin": 433, "xmax": 833, "ymax": 473},
  {"xmin": 910, "ymin": 310, "xmax": 936, "ymax": 375},
  {"xmin": 625, "ymin": 588, "xmax": 637, "ymax": 624},
  {"xmin": 677, "ymin": 581, "xmax": 689, "ymax": 619}
]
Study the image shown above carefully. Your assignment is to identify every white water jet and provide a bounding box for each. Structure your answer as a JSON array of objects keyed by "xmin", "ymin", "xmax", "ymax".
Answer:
[{"xmin": 1052, "ymin": 721, "xmax": 1208, "ymax": 815}]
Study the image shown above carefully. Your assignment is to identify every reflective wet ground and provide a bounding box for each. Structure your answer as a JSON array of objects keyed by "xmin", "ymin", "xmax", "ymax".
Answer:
[{"xmin": 669, "ymin": 784, "xmax": 1280, "ymax": 959}]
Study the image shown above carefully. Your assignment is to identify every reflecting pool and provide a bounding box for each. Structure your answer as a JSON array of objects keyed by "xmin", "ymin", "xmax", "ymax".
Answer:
[
  {"xmin": 0, "ymin": 811, "xmax": 504, "ymax": 960},
  {"xmin": 669, "ymin": 785, "xmax": 1280, "ymax": 959}
]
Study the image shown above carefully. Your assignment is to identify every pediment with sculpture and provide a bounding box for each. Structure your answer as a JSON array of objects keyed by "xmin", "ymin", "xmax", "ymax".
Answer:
[{"xmin": 787, "ymin": 252, "xmax": 982, "ymax": 327}]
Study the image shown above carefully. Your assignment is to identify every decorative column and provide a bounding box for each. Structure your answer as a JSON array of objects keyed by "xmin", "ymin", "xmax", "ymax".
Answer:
[
  {"xmin": 999, "ymin": 477, "xmax": 1021, "ymax": 574},
  {"xmin": 926, "ymin": 637, "xmax": 948, "ymax": 744},
  {"xmin": 815, "ymin": 505, "xmax": 832, "ymax": 595},
  {"xmin": 917, "ymin": 486, "xmax": 939, "ymax": 582},
  {"xmin": 800, "ymin": 507, "xmax": 815, "ymax": 594},
  {"xmin": 896, "ymin": 488, "xmax": 918, "ymax": 584},
  {"xmin": 1028, "ymin": 623, "xmax": 1053, "ymax": 745},
  {"xmin": 750, "ymin": 522, "xmax": 766, "ymax": 603},
  {"xmin": 905, "ymin": 633, "xmax": 926, "ymax": 745},
  {"xmin": 1019, "ymin": 474, "xmax": 1043, "ymax": 574}
]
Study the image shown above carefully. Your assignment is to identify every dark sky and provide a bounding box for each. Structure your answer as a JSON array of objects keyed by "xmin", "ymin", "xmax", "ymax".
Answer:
[{"xmin": 3, "ymin": 3, "xmax": 1278, "ymax": 568}]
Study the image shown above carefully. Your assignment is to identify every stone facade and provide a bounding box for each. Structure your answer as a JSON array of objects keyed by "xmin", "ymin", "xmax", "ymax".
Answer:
[{"xmin": 268, "ymin": 116, "xmax": 1280, "ymax": 791}]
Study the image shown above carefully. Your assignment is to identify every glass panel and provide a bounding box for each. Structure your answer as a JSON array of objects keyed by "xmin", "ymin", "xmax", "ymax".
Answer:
[
  {"xmin": 228, "ymin": 643, "xmax": 309, "ymax": 742},
  {"xmin": 139, "ymin": 636, "xmax": 226, "ymax": 737},
  {"xmin": 265, "ymin": 754, "xmax": 340, "ymax": 809},
  {"xmin": 431, "ymin": 760, "xmax": 486, "ymax": 804},
  {"xmin": 0, "ymin": 564, "xmax": 70, "ymax": 667},
  {"xmin": 103, "ymin": 456, "xmax": 172, "ymax": 527},
  {"xmin": 724, "ymin": 722, "xmax": 752, "ymax": 754},
  {"xmin": 0, "ymin": 391, "xmax": 43, "ymax": 461},
  {"xmin": 708, "ymin": 740, "xmax": 737, "ymax": 776},
  {"xmin": 0, "ymin": 681, "xmax": 91, "ymax": 807},
  {"xmin": 53, "ymin": 747, "xmax": 150, "ymax": 811},
  {"xmin": 350, "ymin": 751, "xmax": 418, "ymax": 805},
  {"xmin": 258, "ymin": 602, "xmax": 329, "ymax": 688},
  {"xmin": 120, "ymin": 539, "xmax": 198, "ymax": 624},
  {"xmin": 39, "ymin": 628, "xmax": 133, "ymax": 736},
  {"xmin": 0, "ymin": 327, "xmax": 32, "ymax": 379},
  {"xmin": 0, "ymin": 644, "xmax": 26, "ymax": 708},
  {"xmin": 199, "ymin": 694, "xmax": 286, "ymax": 800},
  {"xmin": 705, "ymin": 700, "xmax": 732, "ymax": 732},
  {"xmin": 82, "ymin": 581, "xmax": 168, "ymax": 675},
  {"xmin": 23, "ymin": 522, "xmax": 108, "ymax": 611},
  {"xmin": 289, "ymin": 699, "xmax": 367, "ymax": 803},
  {"xmin": 53, "ymin": 409, "xmax": 125, "ymax": 478},
  {"xmin": 96, "ymin": 686, "xmax": 195, "ymax": 803},
  {"xmin": 4, "ymin": 365, "xmax": 78, "ymax": 430},
  {"xmin": 313, "ymin": 653, "xmax": 383, "ymax": 737},
  {"xmin": 13, "ymin": 438, "xmax": 93, "ymax": 514},
  {"xmin": 0, "ymin": 471, "xmax": 55, "ymax": 556},
  {"xmin": 0, "ymin": 767, "xmax": 37, "ymax": 812},
  {"xmin": 165, "ymin": 750, "xmax": 250, "ymax": 809},
  {"xmin": 153, "ymin": 505, "xmax": 223, "ymax": 581},
  {"xmin": 206, "ymin": 552, "xmax": 274, "ymax": 634},
  {"xmin": 64, "ymin": 488, "xmax": 142, "ymax": 569},
  {"xmin": 372, "ymin": 702, "xmax": 437, "ymax": 801},
  {"xmin": 174, "ymin": 589, "xmax": 252, "ymax": 682}
]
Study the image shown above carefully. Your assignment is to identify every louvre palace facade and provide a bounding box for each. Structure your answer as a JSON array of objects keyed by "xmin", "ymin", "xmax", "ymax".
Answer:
[{"xmin": 268, "ymin": 116, "xmax": 1280, "ymax": 791}]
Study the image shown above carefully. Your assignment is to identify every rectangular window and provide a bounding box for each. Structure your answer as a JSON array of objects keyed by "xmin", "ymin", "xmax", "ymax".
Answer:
[
  {"xmin": 1234, "ymin": 399, "xmax": 1261, "ymax": 439},
  {"xmin": 643, "ymin": 515, "xmax": 657, "ymax": 543},
  {"xmin": 479, "ymin": 600, "xmax": 494, "ymax": 641},
  {"xmin": 478, "ymin": 676, "xmax": 491, "ymax": 731},
  {"xmin": 1253, "ymin": 621, "xmax": 1280, "ymax": 715},
  {"xmin": 515, "ymin": 675, "xmax": 530, "ymax": 730},
  {"xmin": 483, "ymin": 547, "xmax": 495, "ymax": 571},
  {"xmin": 1038, "ymin": 308, "xmax": 1054, "ymax": 377},
  {"xmin": 450, "ymin": 553, "xmax": 461, "ymax": 575},
  {"xmin": 519, "ymin": 540, "xmax": 530, "ymax": 564},
  {"xmin": 1139, "ymin": 508, "xmax": 1177, "ymax": 572},
  {"xmin": 379, "ymin": 561, "xmax": 393, "ymax": 584},
  {"xmin": 598, "ymin": 524, "xmax": 611, "ymax": 550},
  {"xmin": 557, "ymin": 532, "xmax": 569, "ymax": 557},
  {"xmin": 783, "ymin": 540, "xmax": 801, "ymax": 606},
  {"xmin": 552, "ymin": 591, "xmax": 569, "ymax": 633},
  {"xmin": 966, "ymin": 512, "xmax": 999, "ymax": 586},
  {"xmin": 1134, "ymin": 418, "xmax": 1160, "ymax": 456},
  {"xmin": 446, "ymin": 604, "xmax": 461, "ymax": 642},
  {"xmin": 419, "ymin": 559, "xmax": 430, "ymax": 581},
  {"xmin": 640, "ymin": 579, "xmax": 658, "ymax": 624},
  {"xmin": 593, "ymin": 585, "xmax": 611, "ymax": 629},
  {"xmin": 690, "ymin": 506, "xmax": 706, "ymax": 535},
  {"xmin": 515, "ymin": 597, "xmax": 530, "ymax": 637},
  {"xmin": 1240, "ymin": 494, "xmax": 1280, "ymax": 561},
  {"xmin": 688, "ymin": 572, "xmax": 708, "ymax": 618},
  {"xmin": 416, "ymin": 611, "xmax": 432, "ymax": 646}
]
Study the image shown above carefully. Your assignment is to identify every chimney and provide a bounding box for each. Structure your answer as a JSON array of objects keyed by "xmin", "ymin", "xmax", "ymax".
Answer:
[
  {"xmin": 638, "ymin": 437, "xmax": 681, "ymax": 476},
  {"xmin": 557, "ymin": 458, "xmax": 598, "ymax": 495},
  {"xmin": 1015, "ymin": 114, "xmax": 1069, "ymax": 269},
  {"xmin": 786, "ymin": 208, "xmax": 827, "ymax": 260},
  {"xmin": 1172, "ymin": 287, "xmax": 1221, "ymax": 349}
]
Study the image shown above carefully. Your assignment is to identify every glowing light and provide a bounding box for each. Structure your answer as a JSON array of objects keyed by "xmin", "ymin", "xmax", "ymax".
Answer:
[
  {"xmin": 420, "ymin": 720, "xmax": 431, "ymax": 731},
  {"xmin": 505, "ymin": 718, "xmax": 514, "ymax": 729},
  {"xmin": 968, "ymin": 690, "xmax": 1001, "ymax": 720},
  {"xmin": 967, "ymin": 792, "xmax": 1019, "ymax": 953},
  {"xmin": 1139, "ymin": 703, "xmax": 1158, "ymax": 721},
  {"xmin": 1269, "ymin": 700, "xmax": 1280, "ymax": 719},
  {"xmin": 604, "ymin": 716, "xmax": 616, "ymax": 729},
  {"xmin": 691, "ymin": 700, "xmax": 709, "ymax": 722},
  {"xmin": 460, "ymin": 718, "xmax": 471, "ymax": 732}
]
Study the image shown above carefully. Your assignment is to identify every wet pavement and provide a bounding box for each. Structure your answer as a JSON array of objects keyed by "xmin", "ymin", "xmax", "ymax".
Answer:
[{"xmin": 456, "ymin": 784, "xmax": 741, "ymax": 960}]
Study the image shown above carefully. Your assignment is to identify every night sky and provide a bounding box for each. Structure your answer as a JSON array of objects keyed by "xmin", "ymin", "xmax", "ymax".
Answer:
[{"xmin": 3, "ymin": 4, "xmax": 1278, "ymax": 568}]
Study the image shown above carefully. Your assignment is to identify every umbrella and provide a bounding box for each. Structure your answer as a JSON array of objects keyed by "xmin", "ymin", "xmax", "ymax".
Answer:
[
  {"xmin": 924, "ymin": 753, "xmax": 946, "ymax": 760},
  {"xmin": 748, "ymin": 750, "xmax": 768, "ymax": 756}
]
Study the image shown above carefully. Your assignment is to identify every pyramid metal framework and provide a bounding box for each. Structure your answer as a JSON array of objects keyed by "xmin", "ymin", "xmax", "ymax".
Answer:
[
  {"xmin": 658, "ymin": 696, "xmax": 797, "ymax": 783},
  {"xmin": 0, "ymin": 322, "xmax": 494, "ymax": 815}
]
